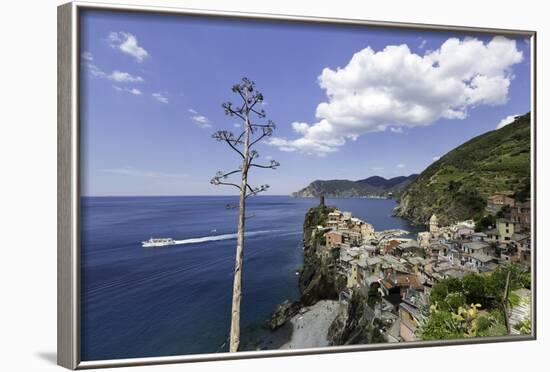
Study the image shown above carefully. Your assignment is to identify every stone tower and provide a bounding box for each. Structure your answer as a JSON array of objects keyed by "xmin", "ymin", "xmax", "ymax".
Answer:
[{"xmin": 429, "ymin": 214, "xmax": 439, "ymax": 234}]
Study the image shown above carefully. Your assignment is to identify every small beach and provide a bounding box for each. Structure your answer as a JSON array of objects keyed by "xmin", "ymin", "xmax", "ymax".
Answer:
[{"xmin": 280, "ymin": 300, "xmax": 344, "ymax": 350}]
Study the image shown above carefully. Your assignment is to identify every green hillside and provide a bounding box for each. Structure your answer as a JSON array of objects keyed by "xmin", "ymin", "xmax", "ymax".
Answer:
[{"xmin": 395, "ymin": 113, "xmax": 531, "ymax": 226}]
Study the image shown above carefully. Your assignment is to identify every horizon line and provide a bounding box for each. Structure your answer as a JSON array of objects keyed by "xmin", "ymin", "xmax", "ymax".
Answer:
[
  {"xmin": 79, "ymin": 194, "xmax": 400, "ymax": 198},
  {"xmin": 80, "ymin": 173, "xmax": 421, "ymax": 198}
]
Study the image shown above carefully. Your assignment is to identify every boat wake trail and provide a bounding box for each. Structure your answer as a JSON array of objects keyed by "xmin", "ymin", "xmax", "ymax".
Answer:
[
  {"xmin": 86, "ymin": 229, "xmax": 300, "ymax": 297},
  {"xmin": 172, "ymin": 230, "xmax": 281, "ymax": 246}
]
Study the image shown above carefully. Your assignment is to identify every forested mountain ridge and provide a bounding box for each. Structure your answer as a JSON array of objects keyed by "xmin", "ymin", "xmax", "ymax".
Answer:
[
  {"xmin": 292, "ymin": 175, "xmax": 418, "ymax": 198},
  {"xmin": 394, "ymin": 113, "xmax": 531, "ymax": 226}
]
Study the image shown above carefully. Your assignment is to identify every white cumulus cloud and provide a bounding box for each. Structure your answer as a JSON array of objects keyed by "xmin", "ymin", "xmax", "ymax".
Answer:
[
  {"xmin": 189, "ymin": 110, "xmax": 212, "ymax": 128},
  {"xmin": 82, "ymin": 62, "xmax": 144, "ymax": 84},
  {"xmin": 108, "ymin": 32, "xmax": 149, "ymax": 62},
  {"xmin": 108, "ymin": 70, "xmax": 144, "ymax": 83},
  {"xmin": 188, "ymin": 109, "xmax": 212, "ymax": 127},
  {"xmin": 113, "ymin": 86, "xmax": 142, "ymax": 95},
  {"xmin": 152, "ymin": 92, "xmax": 169, "ymax": 104},
  {"xmin": 192, "ymin": 115, "xmax": 210, "ymax": 125},
  {"xmin": 496, "ymin": 114, "xmax": 519, "ymax": 129},
  {"xmin": 81, "ymin": 51, "xmax": 93, "ymax": 61},
  {"xmin": 128, "ymin": 88, "xmax": 142, "ymax": 95},
  {"xmin": 84, "ymin": 62, "xmax": 106, "ymax": 78},
  {"xmin": 269, "ymin": 36, "xmax": 523, "ymax": 156}
]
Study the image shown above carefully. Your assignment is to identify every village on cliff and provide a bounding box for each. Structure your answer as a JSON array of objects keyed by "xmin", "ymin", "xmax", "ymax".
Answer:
[{"xmin": 299, "ymin": 192, "xmax": 532, "ymax": 344}]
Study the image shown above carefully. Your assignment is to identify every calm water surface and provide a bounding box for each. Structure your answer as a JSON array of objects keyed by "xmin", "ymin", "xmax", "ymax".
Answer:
[{"xmin": 81, "ymin": 196, "xmax": 420, "ymax": 360}]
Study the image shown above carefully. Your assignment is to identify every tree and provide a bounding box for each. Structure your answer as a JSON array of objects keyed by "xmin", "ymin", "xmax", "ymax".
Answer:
[
  {"xmin": 421, "ymin": 265, "xmax": 530, "ymax": 340},
  {"xmin": 429, "ymin": 277, "xmax": 463, "ymax": 306},
  {"xmin": 421, "ymin": 303, "xmax": 507, "ymax": 340},
  {"xmin": 475, "ymin": 214, "xmax": 496, "ymax": 232},
  {"xmin": 496, "ymin": 204, "xmax": 511, "ymax": 219},
  {"xmin": 367, "ymin": 283, "xmax": 382, "ymax": 308},
  {"xmin": 462, "ymin": 274, "xmax": 489, "ymax": 308},
  {"xmin": 210, "ymin": 78, "xmax": 279, "ymax": 352},
  {"xmin": 513, "ymin": 179, "xmax": 531, "ymax": 202}
]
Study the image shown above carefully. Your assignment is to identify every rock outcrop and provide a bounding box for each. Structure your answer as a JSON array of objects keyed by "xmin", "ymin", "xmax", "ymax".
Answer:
[
  {"xmin": 268, "ymin": 300, "xmax": 302, "ymax": 330},
  {"xmin": 270, "ymin": 202, "xmax": 345, "ymax": 330},
  {"xmin": 298, "ymin": 204, "xmax": 345, "ymax": 306},
  {"xmin": 328, "ymin": 287, "xmax": 385, "ymax": 345}
]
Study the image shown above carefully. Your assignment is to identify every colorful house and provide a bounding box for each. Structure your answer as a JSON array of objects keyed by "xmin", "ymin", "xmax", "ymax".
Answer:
[
  {"xmin": 325, "ymin": 231, "xmax": 343, "ymax": 249},
  {"xmin": 496, "ymin": 219, "xmax": 515, "ymax": 242},
  {"xmin": 487, "ymin": 192, "xmax": 515, "ymax": 212}
]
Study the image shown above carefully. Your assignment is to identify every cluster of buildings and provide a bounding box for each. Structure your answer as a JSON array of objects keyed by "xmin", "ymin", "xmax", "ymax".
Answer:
[
  {"xmin": 313, "ymin": 200, "xmax": 531, "ymax": 343},
  {"xmin": 486, "ymin": 191, "xmax": 531, "ymax": 232}
]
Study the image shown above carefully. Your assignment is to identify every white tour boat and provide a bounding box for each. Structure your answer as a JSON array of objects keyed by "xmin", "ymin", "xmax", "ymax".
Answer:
[{"xmin": 142, "ymin": 237, "xmax": 176, "ymax": 248}]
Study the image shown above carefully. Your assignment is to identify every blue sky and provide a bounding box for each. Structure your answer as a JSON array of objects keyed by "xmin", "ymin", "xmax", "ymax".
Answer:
[{"xmin": 80, "ymin": 10, "xmax": 531, "ymax": 196}]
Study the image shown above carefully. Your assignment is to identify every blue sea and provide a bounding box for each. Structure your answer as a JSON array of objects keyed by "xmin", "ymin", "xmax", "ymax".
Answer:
[{"xmin": 80, "ymin": 196, "xmax": 421, "ymax": 361}]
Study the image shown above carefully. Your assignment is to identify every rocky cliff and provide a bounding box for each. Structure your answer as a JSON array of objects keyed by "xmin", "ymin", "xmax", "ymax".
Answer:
[
  {"xmin": 269, "ymin": 202, "xmax": 386, "ymax": 346},
  {"xmin": 328, "ymin": 288, "xmax": 385, "ymax": 345},
  {"xmin": 269, "ymin": 202, "xmax": 345, "ymax": 329}
]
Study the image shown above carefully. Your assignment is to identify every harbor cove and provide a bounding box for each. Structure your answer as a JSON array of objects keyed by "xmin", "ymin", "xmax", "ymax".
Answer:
[{"xmin": 80, "ymin": 195, "xmax": 418, "ymax": 360}]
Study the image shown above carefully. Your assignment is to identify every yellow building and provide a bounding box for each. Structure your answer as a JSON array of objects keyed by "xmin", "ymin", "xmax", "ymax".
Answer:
[
  {"xmin": 496, "ymin": 219, "xmax": 514, "ymax": 242},
  {"xmin": 327, "ymin": 211, "xmax": 343, "ymax": 230},
  {"xmin": 346, "ymin": 258, "xmax": 371, "ymax": 288},
  {"xmin": 360, "ymin": 222, "xmax": 375, "ymax": 240},
  {"xmin": 347, "ymin": 262, "xmax": 360, "ymax": 288}
]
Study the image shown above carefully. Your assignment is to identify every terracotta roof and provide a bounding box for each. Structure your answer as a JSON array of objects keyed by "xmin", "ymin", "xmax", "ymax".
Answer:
[{"xmin": 396, "ymin": 274, "xmax": 423, "ymax": 289}]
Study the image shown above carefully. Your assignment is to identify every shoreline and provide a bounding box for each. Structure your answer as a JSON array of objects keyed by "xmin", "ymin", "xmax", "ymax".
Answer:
[
  {"xmin": 279, "ymin": 300, "xmax": 344, "ymax": 350},
  {"xmin": 239, "ymin": 321, "xmax": 294, "ymax": 351}
]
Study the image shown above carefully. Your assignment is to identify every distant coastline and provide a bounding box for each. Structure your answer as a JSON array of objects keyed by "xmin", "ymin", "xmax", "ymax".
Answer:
[
  {"xmin": 292, "ymin": 175, "xmax": 417, "ymax": 199},
  {"xmin": 291, "ymin": 195, "xmax": 393, "ymax": 200}
]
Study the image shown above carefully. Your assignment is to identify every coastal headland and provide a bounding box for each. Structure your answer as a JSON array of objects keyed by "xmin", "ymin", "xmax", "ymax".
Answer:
[{"xmin": 268, "ymin": 194, "xmax": 532, "ymax": 347}]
